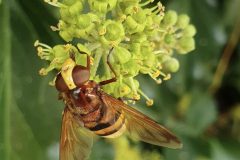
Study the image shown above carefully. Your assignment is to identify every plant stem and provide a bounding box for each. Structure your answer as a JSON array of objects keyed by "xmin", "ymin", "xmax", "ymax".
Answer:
[
  {"xmin": 0, "ymin": 0, "xmax": 11, "ymax": 160},
  {"xmin": 209, "ymin": 14, "xmax": 240, "ymax": 94}
]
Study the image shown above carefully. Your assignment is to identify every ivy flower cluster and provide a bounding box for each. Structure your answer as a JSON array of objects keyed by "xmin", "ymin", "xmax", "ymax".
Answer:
[{"xmin": 35, "ymin": 0, "xmax": 196, "ymax": 106}]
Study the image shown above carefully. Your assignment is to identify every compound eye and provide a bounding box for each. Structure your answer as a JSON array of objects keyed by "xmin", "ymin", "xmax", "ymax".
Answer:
[
  {"xmin": 55, "ymin": 73, "xmax": 68, "ymax": 92},
  {"xmin": 72, "ymin": 66, "xmax": 90, "ymax": 87}
]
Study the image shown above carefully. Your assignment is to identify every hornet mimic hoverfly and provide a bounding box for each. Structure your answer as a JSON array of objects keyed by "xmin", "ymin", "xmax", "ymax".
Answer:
[{"xmin": 55, "ymin": 48, "xmax": 182, "ymax": 160}]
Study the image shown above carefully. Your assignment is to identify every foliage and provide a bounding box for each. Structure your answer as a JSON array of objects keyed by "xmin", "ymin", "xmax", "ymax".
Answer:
[{"xmin": 0, "ymin": 0, "xmax": 240, "ymax": 160}]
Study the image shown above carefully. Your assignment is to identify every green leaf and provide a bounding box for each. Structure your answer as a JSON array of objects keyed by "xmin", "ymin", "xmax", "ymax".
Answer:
[
  {"xmin": 2, "ymin": 0, "xmax": 63, "ymax": 159},
  {"xmin": 10, "ymin": 103, "xmax": 46, "ymax": 160},
  {"xmin": 185, "ymin": 91, "xmax": 217, "ymax": 136},
  {"xmin": 210, "ymin": 139, "xmax": 237, "ymax": 160},
  {"xmin": 11, "ymin": 1, "xmax": 64, "ymax": 160},
  {"xmin": 0, "ymin": 1, "xmax": 11, "ymax": 160}
]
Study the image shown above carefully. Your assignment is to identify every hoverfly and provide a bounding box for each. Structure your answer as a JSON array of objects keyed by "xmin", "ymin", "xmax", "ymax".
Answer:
[{"xmin": 55, "ymin": 47, "xmax": 182, "ymax": 160}]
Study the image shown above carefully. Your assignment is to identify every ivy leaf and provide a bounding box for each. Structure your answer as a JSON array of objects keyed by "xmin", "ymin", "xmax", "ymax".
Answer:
[
  {"xmin": 0, "ymin": 1, "xmax": 11, "ymax": 160},
  {"xmin": 210, "ymin": 140, "xmax": 238, "ymax": 160},
  {"xmin": 185, "ymin": 91, "xmax": 217, "ymax": 136}
]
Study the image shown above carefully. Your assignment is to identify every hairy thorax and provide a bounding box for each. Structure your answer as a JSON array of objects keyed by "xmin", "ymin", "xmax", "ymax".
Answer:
[{"xmin": 61, "ymin": 81, "xmax": 103, "ymax": 125}]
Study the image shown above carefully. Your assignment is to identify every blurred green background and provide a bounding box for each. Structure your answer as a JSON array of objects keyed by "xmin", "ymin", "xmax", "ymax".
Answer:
[{"xmin": 0, "ymin": 0, "xmax": 240, "ymax": 160}]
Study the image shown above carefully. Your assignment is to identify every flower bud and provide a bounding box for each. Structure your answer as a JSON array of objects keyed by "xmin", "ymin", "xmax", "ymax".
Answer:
[
  {"xmin": 129, "ymin": 43, "xmax": 141, "ymax": 55},
  {"xmin": 162, "ymin": 10, "xmax": 178, "ymax": 27},
  {"xmin": 131, "ymin": 33, "xmax": 147, "ymax": 43},
  {"xmin": 68, "ymin": 1, "xmax": 83, "ymax": 16},
  {"xmin": 59, "ymin": 8, "xmax": 72, "ymax": 22},
  {"xmin": 183, "ymin": 24, "xmax": 197, "ymax": 37},
  {"xmin": 177, "ymin": 37, "xmax": 195, "ymax": 54},
  {"xmin": 112, "ymin": 46, "xmax": 131, "ymax": 64},
  {"xmin": 59, "ymin": 30, "xmax": 74, "ymax": 42},
  {"xmin": 116, "ymin": 1, "xmax": 139, "ymax": 16},
  {"xmin": 124, "ymin": 9, "xmax": 148, "ymax": 34},
  {"xmin": 152, "ymin": 14, "xmax": 163, "ymax": 25},
  {"xmin": 105, "ymin": 24, "xmax": 123, "ymax": 41},
  {"xmin": 121, "ymin": 60, "xmax": 140, "ymax": 77},
  {"xmin": 125, "ymin": 16, "xmax": 142, "ymax": 34},
  {"xmin": 141, "ymin": 51, "xmax": 155, "ymax": 68},
  {"xmin": 158, "ymin": 54, "xmax": 171, "ymax": 63},
  {"xmin": 77, "ymin": 14, "xmax": 92, "ymax": 29},
  {"xmin": 100, "ymin": 20, "xmax": 125, "ymax": 46},
  {"xmin": 162, "ymin": 58, "xmax": 179, "ymax": 73},
  {"xmin": 176, "ymin": 14, "xmax": 190, "ymax": 29},
  {"xmin": 88, "ymin": 0, "xmax": 117, "ymax": 14},
  {"xmin": 52, "ymin": 45, "xmax": 69, "ymax": 58},
  {"xmin": 145, "ymin": 16, "xmax": 153, "ymax": 28}
]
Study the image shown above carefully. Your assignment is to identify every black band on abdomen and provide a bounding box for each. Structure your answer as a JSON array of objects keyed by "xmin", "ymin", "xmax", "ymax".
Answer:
[
  {"xmin": 96, "ymin": 117, "xmax": 125, "ymax": 137},
  {"xmin": 89, "ymin": 112, "xmax": 121, "ymax": 131}
]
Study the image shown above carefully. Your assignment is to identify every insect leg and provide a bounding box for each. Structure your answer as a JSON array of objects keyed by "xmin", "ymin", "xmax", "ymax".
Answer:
[{"xmin": 99, "ymin": 48, "xmax": 117, "ymax": 86}]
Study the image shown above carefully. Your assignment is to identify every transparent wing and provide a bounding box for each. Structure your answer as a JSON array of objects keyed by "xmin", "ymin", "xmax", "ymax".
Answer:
[
  {"xmin": 60, "ymin": 108, "xmax": 93, "ymax": 160},
  {"xmin": 100, "ymin": 92, "xmax": 182, "ymax": 149}
]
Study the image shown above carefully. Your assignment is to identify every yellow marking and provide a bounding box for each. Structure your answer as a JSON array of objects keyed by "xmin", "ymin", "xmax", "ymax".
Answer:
[
  {"xmin": 103, "ymin": 124, "xmax": 126, "ymax": 138},
  {"xmin": 94, "ymin": 114, "xmax": 125, "ymax": 138},
  {"xmin": 61, "ymin": 58, "xmax": 76, "ymax": 89},
  {"xmin": 90, "ymin": 57, "xmax": 94, "ymax": 65}
]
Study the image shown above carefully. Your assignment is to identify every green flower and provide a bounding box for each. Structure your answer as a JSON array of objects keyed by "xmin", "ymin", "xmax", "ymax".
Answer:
[
  {"xmin": 124, "ymin": 8, "xmax": 148, "ymax": 34},
  {"xmin": 60, "ymin": 1, "xmax": 83, "ymax": 20},
  {"xmin": 88, "ymin": 0, "xmax": 117, "ymax": 14},
  {"xmin": 111, "ymin": 46, "xmax": 131, "ymax": 64},
  {"xmin": 99, "ymin": 20, "xmax": 125, "ymax": 46},
  {"xmin": 38, "ymin": 0, "xmax": 196, "ymax": 104}
]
